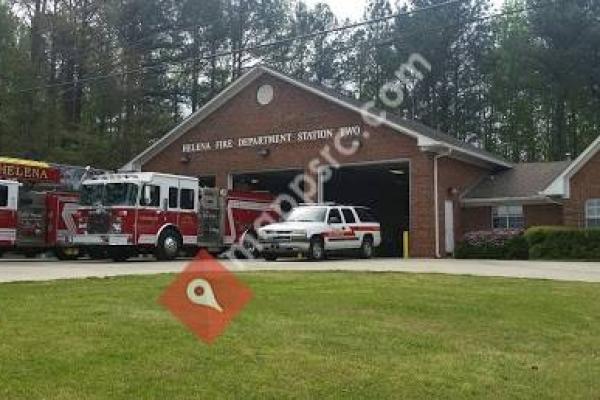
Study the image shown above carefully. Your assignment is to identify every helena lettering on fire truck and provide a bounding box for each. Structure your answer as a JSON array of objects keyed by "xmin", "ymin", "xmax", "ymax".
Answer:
[
  {"xmin": 0, "ymin": 157, "xmax": 87, "ymax": 260},
  {"xmin": 72, "ymin": 172, "xmax": 278, "ymax": 261}
]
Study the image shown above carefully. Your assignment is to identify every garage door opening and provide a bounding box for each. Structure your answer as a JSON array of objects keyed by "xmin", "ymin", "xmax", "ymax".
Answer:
[
  {"xmin": 231, "ymin": 169, "xmax": 305, "ymax": 213},
  {"xmin": 321, "ymin": 162, "xmax": 410, "ymax": 257}
]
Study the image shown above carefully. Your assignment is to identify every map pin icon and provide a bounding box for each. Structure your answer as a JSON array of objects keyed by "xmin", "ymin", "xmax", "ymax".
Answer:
[{"xmin": 186, "ymin": 278, "xmax": 224, "ymax": 313}]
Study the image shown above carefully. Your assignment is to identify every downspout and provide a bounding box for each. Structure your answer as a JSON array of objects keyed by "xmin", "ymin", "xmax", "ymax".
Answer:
[{"xmin": 434, "ymin": 149, "xmax": 452, "ymax": 258}]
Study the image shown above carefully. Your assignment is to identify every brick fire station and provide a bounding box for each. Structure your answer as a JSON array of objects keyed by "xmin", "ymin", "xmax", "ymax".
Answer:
[{"xmin": 123, "ymin": 66, "xmax": 600, "ymax": 258}]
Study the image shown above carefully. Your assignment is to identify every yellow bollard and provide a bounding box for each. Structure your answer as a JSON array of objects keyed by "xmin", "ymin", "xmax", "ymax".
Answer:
[{"xmin": 403, "ymin": 231, "xmax": 410, "ymax": 259}]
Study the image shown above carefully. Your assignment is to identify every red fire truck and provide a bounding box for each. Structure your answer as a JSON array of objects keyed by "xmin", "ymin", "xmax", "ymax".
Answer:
[
  {"xmin": 72, "ymin": 172, "xmax": 278, "ymax": 261},
  {"xmin": 0, "ymin": 157, "xmax": 86, "ymax": 259}
]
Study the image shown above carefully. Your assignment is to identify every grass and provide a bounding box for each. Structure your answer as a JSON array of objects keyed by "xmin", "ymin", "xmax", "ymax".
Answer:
[{"xmin": 0, "ymin": 272, "xmax": 599, "ymax": 399}]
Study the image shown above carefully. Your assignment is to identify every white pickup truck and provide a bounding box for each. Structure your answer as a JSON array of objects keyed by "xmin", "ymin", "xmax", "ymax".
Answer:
[{"xmin": 257, "ymin": 204, "xmax": 382, "ymax": 261}]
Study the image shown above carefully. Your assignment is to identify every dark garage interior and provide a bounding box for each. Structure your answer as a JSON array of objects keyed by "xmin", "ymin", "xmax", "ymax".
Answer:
[
  {"xmin": 232, "ymin": 169, "xmax": 305, "ymax": 212},
  {"xmin": 322, "ymin": 162, "xmax": 410, "ymax": 257}
]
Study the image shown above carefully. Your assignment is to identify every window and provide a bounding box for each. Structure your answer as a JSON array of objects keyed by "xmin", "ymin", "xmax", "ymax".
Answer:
[
  {"xmin": 169, "ymin": 187, "xmax": 179, "ymax": 209},
  {"xmin": 285, "ymin": 207, "xmax": 327, "ymax": 223},
  {"xmin": 0, "ymin": 185, "xmax": 7, "ymax": 207},
  {"xmin": 327, "ymin": 208, "xmax": 343, "ymax": 224},
  {"xmin": 355, "ymin": 207, "xmax": 377, "ymax": 223},
  {"xmin": 180, "ymin": 188, "xmax": 195, "ymax": 210},
  {"xmin": 104, "ymin": 183, "xmax": 139, "ymax": 206},
  {"xmin": 492, "ymin": 205, "xmax": 524, "ymax": 229},
  {"xmin": 586, "ymin": 199, "xmax": 600, "ymax": 227},
  {"xmin": 140, "ymin": 185, "xmax": 160, "ymax": 207},
  {"xmin": 342, "ymin": 208, "xmax": 356, "ymax": 224}
]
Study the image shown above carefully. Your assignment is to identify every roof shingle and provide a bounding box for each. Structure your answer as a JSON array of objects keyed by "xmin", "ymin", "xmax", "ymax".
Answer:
[{"xmin": 464, "ymin": 161, "xmax": 571, "ymax": 200}]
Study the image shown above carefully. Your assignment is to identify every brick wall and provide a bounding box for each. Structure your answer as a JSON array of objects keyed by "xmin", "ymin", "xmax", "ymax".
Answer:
[
  {"xmin": 437, "ymin": 158, "xmax": 489, "ymax": 254},
  {"xmin": 461, "ymin": 207, "xmax": 493, "ymax": 234},
  {"xmin": 142, "ymin": 73, "xmax": 491, "ymax": 257},
  {"xmin": 524, "ymin": 204, "xmax": 563, "ymax": 226},
  {"xmin": 460, "ymin": 203, "xmax": 564, "ymax": 237},
  {"xmin": 564, "ymin": 151, "xmax": 600, "ymax": 227}
]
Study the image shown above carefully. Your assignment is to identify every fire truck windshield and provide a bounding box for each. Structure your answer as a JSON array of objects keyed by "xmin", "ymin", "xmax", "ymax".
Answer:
[{"xmin": 80, "ymin": 183, "xmax": 139, "ymax": 207}]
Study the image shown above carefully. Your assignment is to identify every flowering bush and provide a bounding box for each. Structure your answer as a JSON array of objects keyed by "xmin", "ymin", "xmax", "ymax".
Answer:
[{"xmin": 455, "ymin": 230, "xmax": 529, "ymax": 260}]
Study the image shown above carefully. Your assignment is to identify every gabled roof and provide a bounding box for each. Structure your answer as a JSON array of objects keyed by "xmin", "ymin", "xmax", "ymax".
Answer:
[
  {"xmin": 122, "ymin": 66, "xmax": 512, "ymax": 171},
  {"xmin": 462, "ymin": 161, "xmax": 570, "ymax": 205},
  {"xmin": 542, "ymin": 135, "xmax": 600, "ymax": 198}
]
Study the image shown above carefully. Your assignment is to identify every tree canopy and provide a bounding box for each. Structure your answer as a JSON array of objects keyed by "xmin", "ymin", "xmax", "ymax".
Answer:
[{"xmin": 0, "ymin": 0, "xmax": 598, "ymax": 169}]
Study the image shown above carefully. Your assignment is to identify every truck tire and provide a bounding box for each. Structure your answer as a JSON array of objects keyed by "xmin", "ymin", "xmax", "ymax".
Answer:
[
  {"xmin": 241, "ymin": 231, "xmax": 260, "ymax": 259},
  {"xmin": 55, "ymin": 247, "xmax": 80, "ymax": 261},
  {"xmin": 155, "ymin": 229, "xmax": 181, "ymax": 261},
  {"xmin": 308, "ymin": 236, "xmax": 325, "ymax": 261},
  {"xmin": 360, "ymin": 236, "xmax": 374, "ymax": 259}
]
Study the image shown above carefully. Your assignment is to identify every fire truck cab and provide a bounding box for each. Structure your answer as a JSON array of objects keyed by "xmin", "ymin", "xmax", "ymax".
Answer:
[
  {"xmin": 73, "ymin": 172, "xmax": 278, "ymax": 261},
  {"xmin": 74, "ymin": 173, "xmax": 199, "ymax": 261}
]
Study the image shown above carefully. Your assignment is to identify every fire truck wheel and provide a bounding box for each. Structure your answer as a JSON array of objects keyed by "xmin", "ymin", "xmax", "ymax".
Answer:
[
  {"xmin": 55, "ymin": 247, "xmax": 80, "ymax": 261},
  {"xmin": 360, "ymin": 236, "xmax": 374, "ymax": 259},
  {"xmin": 241, "ymin": 231, "xmax": 260, "ymax": 259},
  {"xmin": 155, "ymin": 229, "xmax": 182, "ymax": 261},
  {"xmin": 308, "ymin": 236, "xmax": 326, "ymax": 261}
]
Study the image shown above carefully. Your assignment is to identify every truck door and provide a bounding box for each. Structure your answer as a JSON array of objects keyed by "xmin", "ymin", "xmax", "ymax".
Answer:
[
  {"xmin": 177, "ymin": 186, "xmax": 198, "ymax": 246},
  {"xmin": 16, "ymin": 189, "xmax": 47, "ymax": 248},
  {"xmin": 137, "ymin": 183, "xmax": 162, "ymax": 245},
  {"xmin": 325, "ymin": 207, "xmax": 356, "ymax": 250},
  {"xmin": 0, "ymin": 183, "xmax": 18, "ymax": 246}
]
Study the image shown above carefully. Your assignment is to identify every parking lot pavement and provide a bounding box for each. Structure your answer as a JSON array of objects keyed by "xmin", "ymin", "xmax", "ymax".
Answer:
[{"xmin": 0, "ymin": 257, "xmax": 599, "ymax": 283}]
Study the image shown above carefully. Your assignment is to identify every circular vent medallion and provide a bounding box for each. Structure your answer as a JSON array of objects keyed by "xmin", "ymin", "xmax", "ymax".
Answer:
[{"xmin": 257, "ymin": 84, "xmax": 274, "ymax": 105}]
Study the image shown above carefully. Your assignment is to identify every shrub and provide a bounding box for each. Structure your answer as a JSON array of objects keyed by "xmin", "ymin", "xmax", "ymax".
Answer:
[
  {"xmin": 455, "ymin": 230, "xmax": 529, "ymax": 260},
  {"xmin": 525, "ymin": 226, "xmax": 600, "ymax": 260}
]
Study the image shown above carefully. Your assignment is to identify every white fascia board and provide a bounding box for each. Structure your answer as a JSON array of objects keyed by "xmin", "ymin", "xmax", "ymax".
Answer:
[
  {"xmin": 461, "ymin": 196, "xmax": 557, "ymax": 207},
  {"xmin": 541, "ymin": 135, "xmax": 600, "ymax": 199}
]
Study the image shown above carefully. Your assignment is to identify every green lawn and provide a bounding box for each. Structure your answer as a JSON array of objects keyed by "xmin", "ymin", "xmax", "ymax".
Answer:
[{"xmin": 0, "ymin": 272, "xmax": 599, "ymax": 399}]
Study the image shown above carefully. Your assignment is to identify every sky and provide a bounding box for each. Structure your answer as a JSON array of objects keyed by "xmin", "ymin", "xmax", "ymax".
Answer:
[{"xmin": 302, "ymin": 0, "xmax": 505, "ymax": 22}]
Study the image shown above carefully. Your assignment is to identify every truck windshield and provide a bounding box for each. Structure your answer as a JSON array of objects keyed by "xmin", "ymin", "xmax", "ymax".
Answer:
[
  {"xmin": 286, "ymin": 207, "xmax": 327, "ymax": 223},
  {"xmin": 105, "ymin": 183, "xmax": 139, "ymax": 206},
  {"xmin": 80, "ymin": 183, "xmax": 139, "ymax": 207},
  {"xmin": 80, "ymin": 184, "xmax": 104, "ymax": 206}
]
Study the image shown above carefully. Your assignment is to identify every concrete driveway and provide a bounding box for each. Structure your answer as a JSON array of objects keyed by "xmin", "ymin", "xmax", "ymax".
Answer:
[{"xmin": 0, "ymin": 256, "xmax": 599, "ymax": 283}]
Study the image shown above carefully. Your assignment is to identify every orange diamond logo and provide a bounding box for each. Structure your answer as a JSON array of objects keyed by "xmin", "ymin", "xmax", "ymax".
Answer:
[{"xmin": 159, "ymin": 250, "xmax": 253, "ymax": 344}]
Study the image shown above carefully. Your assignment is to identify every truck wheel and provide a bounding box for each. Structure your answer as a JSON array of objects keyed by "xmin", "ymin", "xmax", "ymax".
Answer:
[
  {"xmin": 308, "ymin": 236, "xmax": 325, "ymax": 261},
  {"xmin": 241, "ymin": 231, "xmax": 260, "ymax": 259},
  {"xmin": 55, "ymin": 247, "xmax": 80, "ymax": 261},
  {"xmin": 155, "ymin": 230, "xmax": 181, "ymax": 261},
  {"xmin": 360, "ymin": 236, "xmax": 374, "ymax": 259},
  {"xmin": 263, "ymin": 253, "xmax": 278, "ymax": 262}
]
